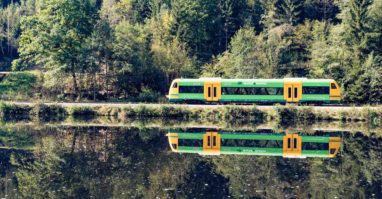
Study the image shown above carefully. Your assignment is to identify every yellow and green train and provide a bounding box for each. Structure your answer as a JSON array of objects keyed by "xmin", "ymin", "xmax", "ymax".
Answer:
[
  {"xmin": 167, "ymin": 78, "xmax": 341, "ymax": 104},
  {"xmin": 167, "ymin": 130, "xmax": 341, "ymax": 158}
]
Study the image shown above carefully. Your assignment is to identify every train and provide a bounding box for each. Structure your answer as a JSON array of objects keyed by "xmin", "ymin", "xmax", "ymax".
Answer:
[
  {"xmin": 167, "ymin": 78, "xmax": 341, "ymax": 104},
  {"xmin": 166, "ymin": 129, "xmax": 341, "ymax": 158}
]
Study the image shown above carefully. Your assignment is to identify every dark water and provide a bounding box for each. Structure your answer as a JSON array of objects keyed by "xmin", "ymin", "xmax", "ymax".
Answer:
[{"xmin": 1, "ymin": 121, "xmax": 382, "ymax": 199}]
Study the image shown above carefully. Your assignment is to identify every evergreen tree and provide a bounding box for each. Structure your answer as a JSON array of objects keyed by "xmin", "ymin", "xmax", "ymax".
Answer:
[{"xmin": 275, "ymin": 0, "xmax": 302, "ymax": 26}]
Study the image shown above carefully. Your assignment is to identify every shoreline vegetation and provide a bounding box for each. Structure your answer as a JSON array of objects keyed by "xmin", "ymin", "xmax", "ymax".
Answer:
[{"xmin": 0, "ymin": 102, "xmax": 381, "ymax": 125}]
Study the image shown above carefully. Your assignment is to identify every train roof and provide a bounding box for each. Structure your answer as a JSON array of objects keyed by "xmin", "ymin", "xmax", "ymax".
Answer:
[{"xmin": 175, "ymin": 78, "xmax": 334, "ymax": 87}]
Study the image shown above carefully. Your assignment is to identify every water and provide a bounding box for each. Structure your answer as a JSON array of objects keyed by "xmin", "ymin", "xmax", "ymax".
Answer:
[{"xmin": 1, "ymin": 119, "xmax": 382, "ymax": 198}]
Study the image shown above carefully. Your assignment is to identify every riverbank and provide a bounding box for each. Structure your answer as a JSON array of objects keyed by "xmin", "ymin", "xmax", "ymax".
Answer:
[{"xmin": 0, "ymin": 102, "xmax": 381, "ymax": 125}]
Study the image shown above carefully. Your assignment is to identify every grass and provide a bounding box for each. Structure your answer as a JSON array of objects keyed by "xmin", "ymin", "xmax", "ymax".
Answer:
[
  {"xmin": 0, "ymin": 72, "xmax": 39, "ymax": 100},
  {"xmin": 0, "ymin": 102, "xmax": 381, "ymax": 125}
]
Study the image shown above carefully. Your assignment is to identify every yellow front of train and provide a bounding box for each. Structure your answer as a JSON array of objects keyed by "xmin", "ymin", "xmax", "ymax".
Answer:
[
  {"xmin": 167, "ymin": 79, "xmax": 180, "ymax": 102},
  {"xmin": 329, "ymin": 79, "xmax": 342, "ymax": 103}
]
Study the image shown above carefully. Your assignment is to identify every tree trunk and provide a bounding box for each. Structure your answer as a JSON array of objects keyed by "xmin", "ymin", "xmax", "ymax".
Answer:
[{"xmin": 71, "ymin": 64, "xmax": 79, "ymax": 101}]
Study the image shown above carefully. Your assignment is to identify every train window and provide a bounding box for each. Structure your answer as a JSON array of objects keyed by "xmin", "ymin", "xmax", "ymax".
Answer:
[
  {"xmin": 179, "ymin": 86, "xmax": 204, "ymax": 93},
  {"xmin": 267, "ymin": 88, "xmax": 284, "ymax": 95},
  {"xmin": 331, "ymin": 83, "xmax": 337, "ymax": 89},
  {"xmin": 172, "ymin": 83, "xmax": 178, "ymax": 88},
  {"xmin": 221, "ymin": 87, "xmax": 284, "ymax": 95},
  {"xmin": 294, "ymin": 87, "xmax": 298, "ymax": 98},
  {"xmin": 302, "ymin": 143, "xmax": 329, "ymax": 150},
  {"xmin": 288, "ymin": 88, "xmax": 291, "ymax": 98},
  {"xmin": 221, "ymin": 139, "xmax": 281, "ymax": 147},
  {"xmin": 178, "ymin": 139, "xmax": 203, "ymax": 147},
  {"xmin": 302, "ymin": 87, "xmax": 330, "ymax": 94},
  {"xmin": 330, "ymin": 148, "xmax": 336, "ymax": 154}
]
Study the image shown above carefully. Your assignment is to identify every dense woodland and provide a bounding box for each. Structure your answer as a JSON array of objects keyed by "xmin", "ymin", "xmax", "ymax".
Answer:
[{"xmin": 0, "ymin": 0, "xmax": 382, "ymax": 103}]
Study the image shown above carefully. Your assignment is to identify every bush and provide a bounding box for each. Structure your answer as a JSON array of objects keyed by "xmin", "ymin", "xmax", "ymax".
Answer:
[
  {"xmin": 297, "ymin": 107, "xmax": 316, "ymax": 121},
  {"xmin": 31, "ymin": 103, "xmax": 66, "ymax": 121},
  {"xmin": 222, "ymin": 105, "xmax": 264, "ymax": 121},
  {"xmin": 160, "ymin": 106, "xmax": 193, "ymax": 118},
  {"xmin": 136, "ymin": 88, "xmax": 161, "ymax": 102},
  {"xmin": 275, "ymin": 105, "xmax": 297, "ymax": 122},
  {"xmin": 0, "ymin": 72, "xmax": 37, "ymax": 98},
  {"xmin": 0, "ymin": 102, "xmax": 31, "ymax": 120},
  {"xmin": 97, "ymin": 106, "xmax": 121, "ymax": 117},
  {"xmin": 67, "ymin": 106, "xmax": 97, "ymax": 117}
]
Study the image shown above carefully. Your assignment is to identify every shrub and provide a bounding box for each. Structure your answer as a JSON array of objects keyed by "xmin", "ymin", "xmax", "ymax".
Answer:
[
  {"xmin": 297, "ymin": 107, "xmax": 316, "ymax": 121},
  {"xmin": 66, "ymin": 106, "xmax": 97, "ymax": 116},
  {"xmin": 134, "ymin": 105, "xmax": 160, "ymax": 117},
  {"xmin": 97, "ymin": 106, "xmax": 121, "ymax": 117},
  {"xmin": 275, "ymin": 105, "xmax": 297, "ymax": 122},
  {"xmin": 0, "ymin": 102, "xmax": 31, "ymax": 120},
  {"xmin": 31, "ymin": 103, "xmax": 66, "ymax": 121},
  {"xmin": 222, "ymin": 105, "xmax": 264, "ymax": 122},
  {"xmin": 0, "ymin": 72, "xmax": 37, "ymax": 98},
  {"xmin": 136, "ymin": 88, "xmax": 161, "ymax": 102},
  {"xmin": 160, "ymin": 106, "xmax": 193, "ymax": 118}
]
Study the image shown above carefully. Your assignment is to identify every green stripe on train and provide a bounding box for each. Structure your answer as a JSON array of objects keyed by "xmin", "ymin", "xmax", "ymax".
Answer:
[
  {"xmin": 178, "ymin": 80, "xmax": 204, "ymax": 86},
  {"xmin": 177, "ymin": 93, "xmax": 204, "ymax": 100},
  {"xmin": 301, "ymin": 136, "xmax": 330, "ymax": 143},
  {"xmin": 302, "ymin": 80, "xmax": 330, "ymax": 86},
  {"xmin": 301, "ymin": 94, "xmax": 330, "ymax": 101},
  {"xmin": 178, "ymin": 146, "xmax": 203, "ymax": 153},
  {"xmin": 220, "ymin": 95, "xmax": 284, "ymax": 101},
  {"xmin": 220, "ymin": 147, "xmax": 283, "ymax": 155},
  {"xmin": 220, "ymin": 133, "xmax": 283, "ymax": 140},
  {"xmin": 178, "ymin": 133, "xmax": 204, "ymax": 139},
  {"xmin": 302, "ymin": 150, "xmax": 329, "ymax": 157},
  {"xmin": 222, "ymin": 80, "xmax": 284, "ymax": 87}
]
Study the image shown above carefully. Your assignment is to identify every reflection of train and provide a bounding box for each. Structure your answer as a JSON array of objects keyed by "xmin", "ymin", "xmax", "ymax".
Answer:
[
  {"xmin": 167, "ymin": 78, "xmax": 341, "ymax": 104},
  {"xmin": 166, "ymin": 129, "xmax": 341, "ymax": 158}
]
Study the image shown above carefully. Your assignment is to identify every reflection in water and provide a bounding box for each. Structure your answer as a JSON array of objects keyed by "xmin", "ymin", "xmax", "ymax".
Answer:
[
  {"xmin": 1, "ymin": 124, "xmax": 382, "ymax": 198},
  {"xmin": 167, "ymin": 129, "xmax": 341, "ymax": 158}
]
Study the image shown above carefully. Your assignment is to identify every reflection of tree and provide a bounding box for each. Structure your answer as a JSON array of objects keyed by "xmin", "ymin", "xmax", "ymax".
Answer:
[
  {"xmin": 14, "ymin": 127, "xmax": 200, "ymax": 198},
  {"xmin": 210, "ymin": 132, "xmax": 382, "ymax": 198},
  {"xmin": 6, "ymin": 126, "xmax": 382, "ymax": 198},
  {"xmin": 176, "ymin": 161, "xmax": 231, "ymax": 198}
]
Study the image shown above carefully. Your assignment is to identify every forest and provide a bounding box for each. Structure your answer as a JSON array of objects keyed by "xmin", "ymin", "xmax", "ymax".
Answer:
[{"xmin": 0, "ymin": 0, "xmax": 381, "ymax": 103}]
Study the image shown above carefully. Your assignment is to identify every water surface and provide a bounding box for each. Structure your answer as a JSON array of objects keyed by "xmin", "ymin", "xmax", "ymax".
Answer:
[{"xmin": 1, "ymin": 119, "xmax": 382, "ymax": 198}]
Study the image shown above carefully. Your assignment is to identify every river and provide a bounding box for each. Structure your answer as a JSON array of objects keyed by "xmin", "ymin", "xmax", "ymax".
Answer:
[{"xmin": 1, "ymin": 118, "xmax": 381, "ymax": 198}]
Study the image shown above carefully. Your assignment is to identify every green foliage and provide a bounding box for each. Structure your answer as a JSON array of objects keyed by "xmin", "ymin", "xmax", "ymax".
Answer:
[
  {"xmin": 30, "ymin": 103, "xmax": 67, "ymax": 122},
  {"xmin": 0, "ymin": 0, "xmax": 381, "ymax": 104},
  {"xmin": 14, "ymin": 0, "xmax": 97, "ymax": 98},
  {"xmin": 0, "ymin": 72, "xmax": 36, "ymax": 97},
  {"xmin": 66, "ymin": 106, "xmax": 97, "ymax": 117},
  {"xmin": 0, "ymin": 102, "xmax": 31, "ymax": 120}
]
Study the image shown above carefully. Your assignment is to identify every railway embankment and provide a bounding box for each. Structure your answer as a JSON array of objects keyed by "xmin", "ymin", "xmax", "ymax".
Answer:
[{"xmin": 0, "ymin": 102, "xmax": 381, "ymax": 125}]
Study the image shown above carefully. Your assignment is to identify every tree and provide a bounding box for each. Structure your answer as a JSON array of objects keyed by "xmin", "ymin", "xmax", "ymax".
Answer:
[
  {"xmin": 0, "ymin": 3, "xmax": 22, "ymax": 70},
  {"xmin": 340, "ymin": 0, "xmax": 374, "ymax": 62},
  {"xmin": 261, "ymin": 0, "xmax": 302, "ymax": 28},
  {"xmin": 13, "ymin": 0, "xmax": 96, "ymax": 99},
  {"xmin": 170, "ymin": 0, "xmax": 246, "ymax": 63},
  {"xmin": 149, "ymin": 8, "xmax": 197, "ymax": 86},
  {"xmin": 112, "ymin": 21, "xmax": 166, "ymax": 97},
  {"xmin": 202, "ymin": 27, "xmax": 272, "ymax": 78},
  {"xmin": 274, "ymin": 0, "xmax": 303, "ymax": 26}
]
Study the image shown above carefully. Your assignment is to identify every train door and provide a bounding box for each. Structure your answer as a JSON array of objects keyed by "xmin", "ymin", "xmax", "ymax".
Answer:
[
  {"xmin": 283, "ymin": 134, "xmax": 302, "ymax": 157},
  {"xmin": 204, "ymin": 79, "xmax": 221, "ymax": 102},
  {"xmin": 284, "ymin": 79, "xmax": 302, "ymax": 103},
  {"xmin": 203, "ymin": 132, "xmax": 221, "ymax": 155}
]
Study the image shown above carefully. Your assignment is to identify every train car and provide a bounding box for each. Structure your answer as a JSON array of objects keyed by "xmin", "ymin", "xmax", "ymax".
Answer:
[
  {"xmin": 166, "ymin": 130, "xmax": 341, "ymax": 158},
  {"xmin": 167, "ymin": 78, "xmax": 341, "ymax": 104}
]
